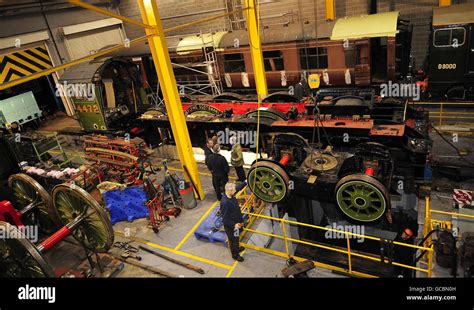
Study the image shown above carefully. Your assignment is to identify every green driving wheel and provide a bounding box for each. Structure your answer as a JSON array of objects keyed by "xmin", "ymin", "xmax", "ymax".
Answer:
[
  {"xmin": 247, "ymin": 161, "xmax": 290, "ymax": 203},
  {"xmin": 0, "ymin": 221, "xmax": 55, "ymax": 278},
  {"xmin": 335, "ymin": 174, "xmax": 390, "ymax": 222},
  {"xmin": 52, "ymin": 184, "xmax": 114, "ymax": 252},
  {"xmin": 8, "ymin": 174, "xmax": 58, "ymax": 234}
]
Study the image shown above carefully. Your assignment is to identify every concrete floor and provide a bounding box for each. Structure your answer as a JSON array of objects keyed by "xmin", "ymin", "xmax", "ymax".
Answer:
[
  {"xmin": 109, "ymin": 166, "xmax": 340, "ymax": 278},
  {"xmin": 34, "ymin": 112, "xmax": 474, "ymax": 278}
]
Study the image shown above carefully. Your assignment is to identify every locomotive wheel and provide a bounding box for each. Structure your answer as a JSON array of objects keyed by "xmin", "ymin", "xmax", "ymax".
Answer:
[
  {"xmin": 247, "ymin": 161, "xmax": 290, "ymax": 203},
  {"xmin": 0, "ymin": 221, "xmax": 55, "ymax": 278},
  {"xmin": 8, "ymin": 173, "xmax": 58, "ymax": 234},
  {"xmin": 335, "ymin": 174, "xmax": 390, "ymax": 222},
  {"xmin": 52, "ymin": 185, "xmax": 114, "ymax": 252}
]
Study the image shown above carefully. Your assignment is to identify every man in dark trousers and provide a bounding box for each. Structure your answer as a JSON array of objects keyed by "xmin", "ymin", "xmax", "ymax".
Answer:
[
  {"xmin": 207, "ymin": 144, "xmax": 229, "ymax": 201},
  {"xmin": 202, "ymin": 138, "xmax": 214, "ymax": 169},
  {"xmin": 221, "ymin": 181, "xmax": 247, "ymax": 262}
]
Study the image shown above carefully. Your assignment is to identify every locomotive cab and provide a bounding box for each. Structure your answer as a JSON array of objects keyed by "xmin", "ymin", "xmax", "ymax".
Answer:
[{"xmin": 427, "ymin": 4, "xmax": 474, "ymax": 100}]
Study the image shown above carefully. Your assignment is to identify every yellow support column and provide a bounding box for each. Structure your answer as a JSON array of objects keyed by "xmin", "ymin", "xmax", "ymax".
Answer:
[
  {"xmin": 244, "ymin": 0, "xmax": 267, "ymax": 101},
  {"xmin": 325, "ymin": 0, "xmax": 335, "ymax": 21},
  {"xmin": 439, "ymin": 0, "xmax": 451, "ymax": 6},
  {"xmin": 138, "ymin": 0, "xmax": 204, "ymax": 199}
]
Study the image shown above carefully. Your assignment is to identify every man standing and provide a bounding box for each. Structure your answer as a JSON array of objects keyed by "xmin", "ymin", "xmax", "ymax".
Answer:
[
  {"xmin": 207, "ymin": 144, "xmax": 229, "ymax": 201},
  {"xmin": 230, "ymin": 136, "xmax": 246, "ymax": 182},
  {"xmin": 221, "ymin": 182, "xmax": 247, "ymax": 262},
  {"xmin": 294, "ymin": 78, "xmax": 309, "ymax": 101},
  {"xmin": 202, "ymin": 138, "xmax": 214, "ymax": 169}
]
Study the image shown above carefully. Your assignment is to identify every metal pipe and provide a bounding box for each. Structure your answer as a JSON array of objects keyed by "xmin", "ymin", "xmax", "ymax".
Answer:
[
  {"xmin": 68, "ymin": 0, "xmax": 154, "ymax": 30},
  {"xmin": 244, "ymin": 0, "xmax": 268, "ymax": 100},
  {"xmin": 0, "ymin": 1, "xmax": 111, "ymax": 16},
  {"xmin": 161, "ymin": 8, "xmax": 226, "ymax": 20},
  {"xmin": 325, "ymin": 0, "xmax": 335, "ymax": 21},
  {"xmin": 18, "ymin": 202, "xmax": 37, "ymax": 216},
  {"xmin": 439, "ymin": 0, "xmax": 451, "ymax": 6},
  {"xmin": 138, "ymin": 0, "xmax": 204, "ymax": 199},
  {"xmin": 40, "ymin": 0, "xmax": 63, "ymax": 65},
  {"xmin": 164, "ymin": 8, "xmax": 248, "ymax": 34},
  {"xmin": 37, "ymin": 215, "xmax": 83, "ymax": 252},
  {"xmin": 0, "ymin": 2, "xmax": 247, "ymax": 90}
]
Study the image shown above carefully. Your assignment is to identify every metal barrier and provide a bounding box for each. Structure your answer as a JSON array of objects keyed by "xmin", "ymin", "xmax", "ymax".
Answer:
[
  {"xmin": 424, "ymin": 196, "xmax": 474, "ymax": 249},
  {"xmin": 414, "ymin": 101, "xmax": 474, "ymax": 130},
  {"xmin": 238, "ymin": 191, "xmax": 434, "ymax": 278}
]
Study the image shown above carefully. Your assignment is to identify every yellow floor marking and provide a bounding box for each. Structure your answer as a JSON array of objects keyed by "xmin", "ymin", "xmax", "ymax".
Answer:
[
  {"xmin": 225, "ymin": 248, "xmax": 247, "ymax": 278},
  {"xmin": 115, "ymin": 231, "xmax": 232, "ymax": 270},
  {"xmin": 174, "ymin": 199, "xmax": 220, "ymax": 250},
  {"xmin": 169, "ymin": 167, "xmax": 237, "ymax": 179}
]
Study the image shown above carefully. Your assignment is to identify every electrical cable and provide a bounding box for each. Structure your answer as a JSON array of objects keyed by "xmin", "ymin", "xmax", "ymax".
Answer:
[{"xmin": 430, "ymin": 122, "xmax": 471, "ymax": 165}]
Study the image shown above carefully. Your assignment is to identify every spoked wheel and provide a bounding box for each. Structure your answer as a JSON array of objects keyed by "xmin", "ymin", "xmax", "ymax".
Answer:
[
  {"xmin": 8, "ymin": 174, "xmax": 58, "ymax": 234},
  {"xmin": 247, "ymin": 161, "xmax": 290, "ymax": 203},
  {"xmin": 335, "ymin": 174, "xmax": 390, "ymax": 222},
  {"xmin": 0, "ymin": 221, "xmax": 55, "ymax": 278},
  {"xmin": 52, "ymin": 185, "xmax": 114, "ymax": 252}
]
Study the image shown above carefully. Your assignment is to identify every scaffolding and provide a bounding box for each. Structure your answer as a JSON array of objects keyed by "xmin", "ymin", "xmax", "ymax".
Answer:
[{"xmin": 172, "ymin": 31, "xmax": 223, "ymax": 96}]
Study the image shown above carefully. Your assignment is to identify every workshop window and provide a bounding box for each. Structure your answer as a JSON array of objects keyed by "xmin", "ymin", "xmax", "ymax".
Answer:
[
  {"xmin": 299, "ymin": 47, "xmax": 328, "ymax": 70},
  {"xmin": 434, "ymin": 27, "xmax": 465, "ymax": 47},
  {"xmin": 263, "ymin": 50, "xmax": 284, "ymax": 71},
  {"xmin": 223, "ymin": 53, "xmax": 246, "ymax": 73}
]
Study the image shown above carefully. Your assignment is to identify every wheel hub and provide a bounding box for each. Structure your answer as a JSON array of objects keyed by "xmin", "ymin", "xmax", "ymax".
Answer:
[
  {"xmin": 304, "ymin": 153, "xmax": 338, "ymax": 172},
  {"xmin": 8, "ymin": 174, "xmax": 58, "ymax": 234},
  {"xmin": 247, "ymin": 161, "xmax": 290, "ymax": 203},
  {"xmin": 335, "ymin": 174, "xmax": 390, "ymax": 222}
]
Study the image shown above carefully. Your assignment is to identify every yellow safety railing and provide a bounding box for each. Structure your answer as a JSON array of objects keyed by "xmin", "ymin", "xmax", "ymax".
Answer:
[
  {"xmin": 424, "ymin": 195, "xmax": 474, "ymax": 244},
  {"xmin": 238, "ymin": 192, "xmax": 434, "ymax": 278},
  {"xmin": 414, "ymin": 101, "xmax": 474, "ymax": 130}
]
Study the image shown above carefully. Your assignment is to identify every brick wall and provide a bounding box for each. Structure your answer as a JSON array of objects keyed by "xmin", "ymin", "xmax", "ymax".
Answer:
[{"xmin": 118, "ymin": 0, "xmax": 474, "ymax": 67}]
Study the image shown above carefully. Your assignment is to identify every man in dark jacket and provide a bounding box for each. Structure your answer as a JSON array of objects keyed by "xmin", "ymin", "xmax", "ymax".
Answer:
[
  {"xmin": 202, "ymin": 138, "xmax": 214, "ymax": 169},
  {"xmin": 221, "ymin": 181, "xmax": 247, "ymax": 261},
  {"xmin": 207, "ymin": 144, "xmax": 229, "ymax": 201}
]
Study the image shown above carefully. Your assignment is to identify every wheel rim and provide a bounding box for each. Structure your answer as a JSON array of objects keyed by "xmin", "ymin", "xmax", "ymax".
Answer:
[
  {"xmin": 247, "ymin": 161, "xmax": 289, "ymax": 203},
  {"xmin": 335, "ymin": 174, "xmax": 389, "ymax": 222},
  {"xmin": 52, "ymin": 185, "xmax": 114, "ymax": 252},
  {"xmin": 0, "ymin": 221, "xmax": 55, "ymax": 278},
  {"xmin": 8, "ymin": 174, "xmax": 58, "ymax": 234}
]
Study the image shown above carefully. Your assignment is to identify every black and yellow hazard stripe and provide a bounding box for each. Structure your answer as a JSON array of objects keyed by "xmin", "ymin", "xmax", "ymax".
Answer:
[{"xmin": 0, "ymin": 46, "xmax": 52, "ymax": 84}]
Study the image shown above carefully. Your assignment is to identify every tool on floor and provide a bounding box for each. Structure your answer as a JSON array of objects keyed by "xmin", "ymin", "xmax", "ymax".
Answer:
[
  {"xmin": 121, "ymin": 250, "xmax": 142, "ymax": 261},
  {"xmin": 114, "ymin": 241, "xmax": 139, "ymax": 253},
  {"xmin": 108, "ymin": 253, "xmax": 176, "ymax": 278},
  {"xmin": 281, "ymin": 258, "xmax": 315, "ymax": 278},
  {"xmin": 138, "ymin": 245, "xmax": 205, "ymax": 275}
]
